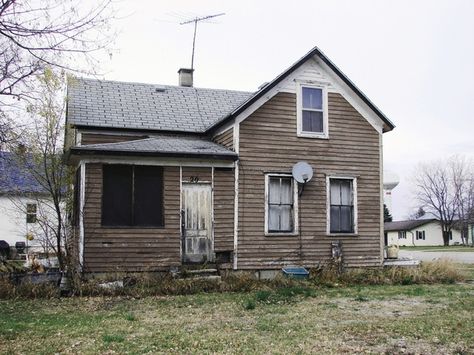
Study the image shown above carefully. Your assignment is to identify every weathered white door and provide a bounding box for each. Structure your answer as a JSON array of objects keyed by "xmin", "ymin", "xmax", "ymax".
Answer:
[{"xmin": 181, "ymin": 183, "xmax": 213, "ymax": 263}]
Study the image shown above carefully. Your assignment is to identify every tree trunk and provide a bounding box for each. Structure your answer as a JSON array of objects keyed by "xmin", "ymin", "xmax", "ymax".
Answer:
[{"xmin": 442, "ymin": 230, "xmax": 450, "ymax": 246}]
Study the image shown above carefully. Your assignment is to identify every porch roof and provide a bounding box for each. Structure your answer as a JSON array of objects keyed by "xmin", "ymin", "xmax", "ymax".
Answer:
[{"xmin": 69, "ymin": 135, "xmax": 238, "ymax": 160}]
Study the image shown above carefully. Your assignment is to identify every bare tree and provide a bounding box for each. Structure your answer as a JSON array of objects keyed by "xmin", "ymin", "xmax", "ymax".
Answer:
[
  {"xmin": 452, "ymin": 156, "xmax": 474, "ymax": 245},
  {"xmin": 0, "ymin": 0, "xmax": 115, "ymax": 145},
  {"xmin": 413, "ymin": 156, "xmax": 474, "ymax": 246},
  {"xmin": 11, "ymin": 68, "xmax": 72, "ymax": 271}
]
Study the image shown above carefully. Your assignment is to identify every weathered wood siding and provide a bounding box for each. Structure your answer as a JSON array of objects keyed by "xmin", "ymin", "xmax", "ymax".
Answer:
[
  {"xmin": 213, "ymin": 168, "xmax": 235, "ymax": 252},
  {"xmin": 81, "ymin": 133, "xmax": 145, "ymax": 145},
  {"xmin": 83, "ymin": 163, "xmax": 180, "ymax": 272},
  {"xmin": 237, "ymin": 92, "xmax": 382, "ymax": 269},
  {"xmin": 213, "ymin": 127, "xmax": 234, "ymax": 150}
]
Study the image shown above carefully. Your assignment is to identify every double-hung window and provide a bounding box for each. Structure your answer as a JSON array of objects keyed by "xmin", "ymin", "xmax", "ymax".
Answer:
[
  {"xmin": 102, "ymin": 164, "xmax": 164, "ymax": 227},
  {"xmin": 398, "ymin": 231, "xmax": 407, "ymax": 239},
  {"xmin": 328, "ymin": 178, "xmax": 356, "ymax": 234},
  {"xmin": 297, "ymin": 84, "xmax": 328, "ymax": 138},
  {"xmin": 26, "ymin": 203, "xmax": 37, "ymax": 223},
  {"xmin": 416, "ymin": 230, "xmax": 425, "ymax": 240},
  {"xmin": 265, "ymin": 175, "xmax": 297, "ymax": 234}
]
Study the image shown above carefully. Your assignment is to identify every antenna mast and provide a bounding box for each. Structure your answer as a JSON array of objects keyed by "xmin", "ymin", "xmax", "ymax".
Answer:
[{"xmin": 180, "ymin": 13, "xmax": 225, "ymax": 70}]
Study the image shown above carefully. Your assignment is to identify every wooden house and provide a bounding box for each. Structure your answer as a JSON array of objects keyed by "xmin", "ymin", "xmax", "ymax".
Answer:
[{"xmin": 65, "ymin": 47, "xmax": 395, "ymax": 273}]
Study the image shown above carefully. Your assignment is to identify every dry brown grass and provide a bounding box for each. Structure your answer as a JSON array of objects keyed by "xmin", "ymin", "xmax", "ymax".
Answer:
[{"xmin": 310, "ymin": 260, "xmax": 465, "ymax": 286}]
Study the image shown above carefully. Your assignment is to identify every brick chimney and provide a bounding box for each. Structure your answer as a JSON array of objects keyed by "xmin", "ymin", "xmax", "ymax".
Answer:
[{"xmin": 178, "ymin": 68, "xmax": 194, "ymax": 87}]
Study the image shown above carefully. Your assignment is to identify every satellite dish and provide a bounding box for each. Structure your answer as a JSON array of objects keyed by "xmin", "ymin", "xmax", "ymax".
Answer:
[{"xmin": 292, "ymin": 162, "xmax": 313, "ymax": 184}]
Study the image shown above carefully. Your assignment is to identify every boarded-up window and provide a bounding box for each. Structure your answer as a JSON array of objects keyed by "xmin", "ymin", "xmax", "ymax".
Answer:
[
  {"xmin": 102, "ymin": 165, "xmax": 164, "ymax": 227},
  {"xmin": 267, "ymin": 176, "xmax": 294, "ymax": 233},
  {"xmin": 330, "ymin": 178, "xmax": 354, "ymax": 233}
]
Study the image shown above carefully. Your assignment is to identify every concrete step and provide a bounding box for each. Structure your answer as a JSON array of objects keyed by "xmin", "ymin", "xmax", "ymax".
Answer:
[{"xmin": 187, "ymin": 268, "xmax": 218, "ymax": 275}]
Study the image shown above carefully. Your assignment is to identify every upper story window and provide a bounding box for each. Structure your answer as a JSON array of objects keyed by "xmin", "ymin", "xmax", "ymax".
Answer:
[
  {"xmin": 102, "ymin": 164, "xmax": 164, "ymax": 227},
  {"xmin": 297, "ymin": 84, "xmax": 328, "ymax": 138},
  {"xmin": 328, "ymin": 177, "xmax": 357, "ymax": 234},
  {"xmin": 265, "ymin": 174, "xmax": 298, "ymax": 235}
]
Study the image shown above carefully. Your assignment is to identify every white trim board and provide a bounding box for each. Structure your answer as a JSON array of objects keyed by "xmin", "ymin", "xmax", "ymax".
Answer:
[
  {"xmin": 264, "ymin": 173, "xmax": 299, "ymax": 236},
  {"xmin": 74, "ymin": 156, "xmax": 235, "ymax": 168},
  {"xmin": 227, "ymin": 56, "xmax": 386, "ymax": 135},
  {"xmin": 325, "ymin": 175, "xmax": 358, "ymax": 236}
]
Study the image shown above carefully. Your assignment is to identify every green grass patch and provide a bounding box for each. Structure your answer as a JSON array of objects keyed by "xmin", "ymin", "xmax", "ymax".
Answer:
[
  {"xmin": 0, "ymin": 284, "xmax": 473, "ymax": 354},
  {"xmin": 102, "ymin": 334, "xmax": 125, "ymax": 343}
]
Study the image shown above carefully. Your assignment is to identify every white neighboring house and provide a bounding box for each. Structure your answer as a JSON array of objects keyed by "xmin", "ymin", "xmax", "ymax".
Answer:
[
  {"xmin": 0, "ymin": 152, "xmax": 55, "ymax": 254},
  {"xmin": 384, "ymin": 219, "xmax": 463, "ymax": 247}
]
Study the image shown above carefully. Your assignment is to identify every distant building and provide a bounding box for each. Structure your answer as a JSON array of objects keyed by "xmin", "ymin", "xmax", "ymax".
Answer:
[
  {"xmin": 384, "ymin": 219, "xmax": 463, "ymax": 246},
  {"xmin": 0, "ymin": 152, "xmax": 51, "ymax": 253}
]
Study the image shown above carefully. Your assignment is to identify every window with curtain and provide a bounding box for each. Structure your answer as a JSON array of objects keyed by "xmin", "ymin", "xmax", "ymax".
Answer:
[
  {"xmin": 267, "ymin": 175, "xmax": 294, "ymax": 233},
  {"xmin": 301, "ymin": 87, "xmax": 324, "ymax": 133},
  {"xmin": 330, "ymin": 178, "xmax": 354, "ymax": 233},
  {"xmin": 102, "ymin": 164, "xmax": 164, "ymax": 227}
]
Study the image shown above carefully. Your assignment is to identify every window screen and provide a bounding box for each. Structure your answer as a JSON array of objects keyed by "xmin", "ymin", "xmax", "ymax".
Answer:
[
  {"xmin": 302, "ymin": 87, "xmax": 324, "ymax": 133},
  {"xmin": 102, "ymin": 165, "xmax": 133, "ymax": 226},
  {"xmin": 330, "ymin": 179, "xmax": 354, "ymax": 233},
  {"xmin": 102, "ymin": 165, "xmax": 164, "ymax": 227},
  {"xmin": 267, "ymin": 176, "xmax": 294, "ymax": 232},
  {"xmin": 133, "ymin": 166, "xmax": 164, "ymax": 227}
]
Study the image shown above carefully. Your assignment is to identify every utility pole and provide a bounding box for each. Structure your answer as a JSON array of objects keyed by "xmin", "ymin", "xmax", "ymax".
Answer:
[{"xmin": 180, "ymin": 13, "xmax": 225, "ymax": 70}]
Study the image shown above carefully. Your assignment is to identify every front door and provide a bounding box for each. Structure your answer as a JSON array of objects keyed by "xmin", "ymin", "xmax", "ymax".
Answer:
[{"xmin": 181, "ymin": 183, "xmax": 213, "ymax": 263}]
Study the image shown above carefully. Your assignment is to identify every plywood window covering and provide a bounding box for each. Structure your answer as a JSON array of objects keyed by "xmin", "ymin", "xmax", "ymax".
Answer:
[
  {"xmin": 330, "ymin": 179, "xmax": 354, "ymax": 233},
  {"xmin": 26, "ymin": 203, "xmax": 37, "ymax": 223},
  {"xmin": 102, "ymin": 165, "xmax": 164, "ymax": 227},
  {"xmin": 267, "ymin": 176, "xmax": 294, "ymax": 233}
]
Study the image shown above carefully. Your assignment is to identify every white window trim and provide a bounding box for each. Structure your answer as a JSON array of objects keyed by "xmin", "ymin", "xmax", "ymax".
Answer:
[
  {"xmin": 297, "ymin": 83, "xmax": 329, "ymax": 139},
  {"xmin": 326, "ymin": 176, "xmax": 358, "ymax": 236},
  {"xmin": 264, "ymin": 173, "xmax": 299, "ymax": 236}
]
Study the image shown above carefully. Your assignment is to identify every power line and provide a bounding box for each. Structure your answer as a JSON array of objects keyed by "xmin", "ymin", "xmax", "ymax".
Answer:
[{"xmin": 180, "ymin": 13, "xmax": 225, "ymax": 70}]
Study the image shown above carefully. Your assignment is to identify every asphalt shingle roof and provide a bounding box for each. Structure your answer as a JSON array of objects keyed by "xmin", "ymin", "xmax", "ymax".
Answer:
[
  {"xmin": 384, "ymin": 219, "xmax": 438, "ymax": 232},
  {"xmin": 67, "ymin": 78, "xmax": 252, "ymax": 133},
  {"xmin": 0, "ymin": 152, "xmax": 47, "ymax": 195},
  {"xmin": 71, "ymin": 135, "xmax": 237, "ymax": 159}
]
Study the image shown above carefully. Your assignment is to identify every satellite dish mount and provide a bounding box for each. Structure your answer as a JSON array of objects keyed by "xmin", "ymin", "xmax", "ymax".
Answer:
[{"xmin": 292, "ymin": 162, "xmax": 314, "ymax": 196}]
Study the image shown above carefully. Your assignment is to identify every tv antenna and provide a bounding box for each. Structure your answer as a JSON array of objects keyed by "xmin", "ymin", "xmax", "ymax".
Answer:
[{"xmin": 180, "ymin": 13, "xmax": 225, "ymax": 70}]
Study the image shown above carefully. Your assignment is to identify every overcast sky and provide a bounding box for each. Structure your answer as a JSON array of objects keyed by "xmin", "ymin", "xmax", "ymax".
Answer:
[{"xmin": 94, "ymin": 0, "xmax": 474, "ymax": 219}]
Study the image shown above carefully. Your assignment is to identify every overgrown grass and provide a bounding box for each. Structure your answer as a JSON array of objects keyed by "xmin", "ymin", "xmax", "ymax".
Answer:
[
  {"xmin": 1, "ymin": 283, "xmax": 473, "ymax": 354},
  {"xmin": 310, "ymin": 260, "xmax": 465, "ymax": 286},
  {"xmin": 0, "ymin": 260, "xmax": 467, "ymax": 300}
]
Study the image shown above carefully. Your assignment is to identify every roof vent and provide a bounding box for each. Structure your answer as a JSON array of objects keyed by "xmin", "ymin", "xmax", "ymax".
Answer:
[
  {"xmin": 178, "ymin": 68, "xmax": 194, "ymax": 87},
  {"xmin": 154, "ymin": 85, "xmax": 166, "ymax": 93}
]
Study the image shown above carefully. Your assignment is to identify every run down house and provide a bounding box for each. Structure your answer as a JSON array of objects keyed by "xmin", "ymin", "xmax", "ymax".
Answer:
[{"xmin": 65, "ymin": 46, "xmax": 395, "ymax": 273}]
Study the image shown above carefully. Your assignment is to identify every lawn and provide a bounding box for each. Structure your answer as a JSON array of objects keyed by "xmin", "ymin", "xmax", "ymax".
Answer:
[{"xmin": 1, "ymin": 283, "xmax": 474, "ymax": 354}]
